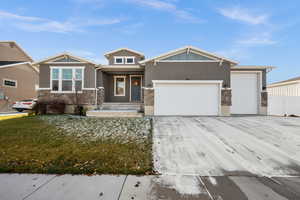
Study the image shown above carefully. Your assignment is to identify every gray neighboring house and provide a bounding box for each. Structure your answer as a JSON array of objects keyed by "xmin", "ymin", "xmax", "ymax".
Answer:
[
  {"xmin": 0, "ymin": 41, "xmax": 39, "ymax": 112},
  {"xmin": 35, "ymin": 46, "xmax": 274, "ymax": 116}
]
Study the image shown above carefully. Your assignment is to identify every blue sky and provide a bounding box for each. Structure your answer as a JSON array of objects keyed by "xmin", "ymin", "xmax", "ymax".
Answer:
[{"xmin": 1, "ymin": 0, "xmax": 300, "ymax": 83}]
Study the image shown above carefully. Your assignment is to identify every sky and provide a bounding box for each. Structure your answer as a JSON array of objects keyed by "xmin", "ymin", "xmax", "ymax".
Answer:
[{"xmin": 1, "ymin": 0, "xmax": 300, "ymax": 83}]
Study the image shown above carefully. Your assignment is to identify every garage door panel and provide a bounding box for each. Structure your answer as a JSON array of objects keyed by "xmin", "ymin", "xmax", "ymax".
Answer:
[
  {"xmin": 154, "ymin": 82, "xmax": 220, "ymax": 116},
  {"xmin": 231, "ymin": 73, "xmax": 259, "ymax": 114}
]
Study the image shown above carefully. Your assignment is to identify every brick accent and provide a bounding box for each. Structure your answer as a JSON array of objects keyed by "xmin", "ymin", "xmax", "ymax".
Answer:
[
  {"xmin": 261, "ymin": 91, "xmax": 268, "ymax": 107},
  {"xmin": 221, "ymin": 89, "xmax": 232, "ymax": 106},
  {"xmin": 143, "ymin": 88, "xmax": 154, "ymax": 106},
  {"xmin": 38, "ymin": 90, "xmax": 96, "ymax": 105}
]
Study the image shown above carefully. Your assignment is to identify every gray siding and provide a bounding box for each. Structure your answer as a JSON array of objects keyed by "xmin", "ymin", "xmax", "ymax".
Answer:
[
  {"xmin": 107, "ymin": 50, "xmax": 144, "ymax": 65},
  {"xmin": 102, "ymin": 72, "xmax": 144, "ymax": 102},
  {"xmin": 231, "ymin": 68, "xmax": 267, "ymax": 88},
  {"xmin": 39, "ymin": 63, "xmax": 96, "ymax": 88},
  {"xmin": 145, "ymin": 61, "xmax": 231, "ymax": 87}
]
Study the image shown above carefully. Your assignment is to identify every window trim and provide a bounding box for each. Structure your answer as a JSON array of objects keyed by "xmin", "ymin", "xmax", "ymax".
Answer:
[
  {"xmin": 114, "ymin": 56, "xmax": 124, "ymax": 64},
  {"xmin": 125, "ymin": 56, "xmax": 135, "ymax": 64},
  {"xmin": 114, "ymin": 56, "xmax": 136, "ymax": 64},
  {"xmin": 3, "ymin": 79, "xmax": 17, "ymax": 88},
  {"xmin": 114, "ymin": 76, "xmax": 126, "ymax": 96},
  {"xmin": 50, "ymin": 66, "xmax": 85, "ymax": 93}
]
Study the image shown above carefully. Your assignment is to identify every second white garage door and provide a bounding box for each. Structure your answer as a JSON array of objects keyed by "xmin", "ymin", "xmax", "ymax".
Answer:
[
  {"xmin": 153, "ymin": 80, "xmax": 222, "ymax": 116},
  {"xmin": 231, "ymin": 72, "xmax": 260, "ymax": 114}
]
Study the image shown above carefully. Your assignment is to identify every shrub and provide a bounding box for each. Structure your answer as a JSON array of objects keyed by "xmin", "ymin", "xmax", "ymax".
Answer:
[
  {"xmin": 74, "ymin": 105, "xmax": 87, "ymax": 116},
  {"xmin": 35, "ymin": 100, "xmax": 66, "ymax": 115}
]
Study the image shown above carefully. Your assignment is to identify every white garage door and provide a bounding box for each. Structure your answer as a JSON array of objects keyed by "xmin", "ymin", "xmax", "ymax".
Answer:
[
  {"xmin": 231, "ymin": 72, "xmax": 260, "ymax": 114},
  {"xmin": 153, "ymin": 80, "xmax": 222, "ymax": 116}
]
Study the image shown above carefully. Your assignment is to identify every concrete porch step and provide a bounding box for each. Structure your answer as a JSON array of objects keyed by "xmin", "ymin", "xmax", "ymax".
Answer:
[
  {"xmin": 86, "ymin": 110, "xmax": 144, "ymax": 118},
  {"xmin": 101, "ymin": 102, "xmax": 143, "ymax": 111}
]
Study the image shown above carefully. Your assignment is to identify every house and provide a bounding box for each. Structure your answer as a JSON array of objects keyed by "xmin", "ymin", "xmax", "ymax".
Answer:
[
  {"xmin": 268, "ymin": 76, "xmax": 300, "ymax": 96},
  {"xmin": 35, "ymin": 46, "xmax": 274, "ymax": 116},
  {"xmin": 267, "ymin": 76, "xmax": 300, "ymax": 116},
  {"xmin": 0, "ymin": 41, "xmax": 39, "ymax": 112}
]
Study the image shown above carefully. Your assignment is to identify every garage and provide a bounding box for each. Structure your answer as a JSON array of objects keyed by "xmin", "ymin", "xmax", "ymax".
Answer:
[
  {"xmin": 153, "ymin": 80, "xmax": 222, "ymax": 116},
  {"xmin": 231, "ymin": 72, "xmax": 261, "ymax": 114}
]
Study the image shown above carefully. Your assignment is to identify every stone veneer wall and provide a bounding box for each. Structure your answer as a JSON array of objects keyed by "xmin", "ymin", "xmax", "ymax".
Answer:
[
  {"xmin": 97, "ymin": 87, "xmax": 105, "ymax": 108},
  {"xmin": 143, "ymin": 88, "xmax": 154, "ymax": 115},
  {"xmin": 260, "ymin": 91, "xmax": 268, "ymax": 115},
  {"xmin": 221, "ymin": 89, "xmax": 231, "ymax": 116},
  {"xmin": 38, "ymin": 90, "xmax": 97, "ymax": 113}
]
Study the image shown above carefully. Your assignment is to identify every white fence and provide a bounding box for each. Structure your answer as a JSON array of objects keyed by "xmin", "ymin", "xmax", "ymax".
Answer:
[{"xmin": 268, "ymin": 96, "xmax": 300, "ymax": 116}]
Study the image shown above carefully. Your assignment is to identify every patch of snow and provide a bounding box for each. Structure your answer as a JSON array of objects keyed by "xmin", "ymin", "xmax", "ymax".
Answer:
[
  {"xmin": 208, "ymin": 177, "xmax": 217, "ymax": 186},
  {"xmin": 154, "ymin": 175, "xmax": 206, "ymax": 195},
  {"xmin": 38, "ymin": 115, "xmax": 152, "ymax": 144}
]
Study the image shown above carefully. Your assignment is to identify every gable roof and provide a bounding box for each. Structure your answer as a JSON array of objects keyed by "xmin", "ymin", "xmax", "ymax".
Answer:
[
  {"xmin": 0, "ymin": 62, "xmax": 39, "ymax": 73},
  {"xmin": 0, "ymin": 41, "xmax": 33, "ymax": 62},
  {"xmin": 33, "ymin": 52, "xmax": 98, "ymax": 66},
  {"xmin": 268, "ymin": 76, "xmax": 300, "ymax": 87},
  {"xmin": 104, "ymin": 48, "xmax": 145, "ymax": 58},
  {"xmin": 139, "ymin": 46, "xmax": 238, "ymax": 65}
]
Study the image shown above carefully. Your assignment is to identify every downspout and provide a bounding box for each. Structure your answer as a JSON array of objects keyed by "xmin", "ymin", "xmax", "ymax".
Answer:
[{"xmin": 95, "ymin": 65, "xmax": 101, "ymax": 108}]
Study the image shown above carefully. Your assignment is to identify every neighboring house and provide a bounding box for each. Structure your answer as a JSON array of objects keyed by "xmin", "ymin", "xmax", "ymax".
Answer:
[
  {"xmin": 267, "ymin": 76, "xmax": 300, "ymax": 116},
  {"xmin": 35, "ymin": 46, "xmax": 274, "ymax": 116},
  {"xmin": 0, "ymin": 41, "xmax": 39, "ymax": 112},
  {"xmin": 268, "ymin": 76, "xmax": 300, "ymax": 96}
]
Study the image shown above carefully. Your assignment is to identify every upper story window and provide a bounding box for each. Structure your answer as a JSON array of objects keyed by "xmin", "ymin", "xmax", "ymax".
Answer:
[
  {"xmin": 114, "ymin": 56, "xmax": 135, "ymax": 64},
  {"xmin": 50, "ymin": 67, "xmax": 84, "ymax": 93},
  {"xmin": 3, "ymin": 79, "xmax": 17, "ymax": 88}
]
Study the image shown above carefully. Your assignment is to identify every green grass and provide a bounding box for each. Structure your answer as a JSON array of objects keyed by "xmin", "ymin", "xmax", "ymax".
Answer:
[{"xmin": 0, "ymin": 116, "xmax": 153, "ymax": 175}]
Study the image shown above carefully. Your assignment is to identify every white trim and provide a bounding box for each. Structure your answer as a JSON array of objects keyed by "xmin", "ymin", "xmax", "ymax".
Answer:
[
  {"xmin": 152, "ymin": 80, "xmax": 223, "ymax": 85},
  {"xmin": 152, "ymin": 80, "xmax": 223, "ymax": 116},
  {"xmin": 101, "ymin": 65, "xmax": 142, "ymax": 69},
  {"xmin": 114, "ymin": 56, "xmax": 124, "ymax": 64},
  {"xmin": 50, "ymin": 66, "xmax": 85, "ymax": 93},
  {"xmin": 158, "ymin": 60, "xmax": 219, "ymax": 63},
  {"xmin": 142, "ymin": 87, "xmax": 154, "ymax": 90},
  {"xmin": 139, "ymin": 46, "xmax": 238, "ymax": 65},
  {"xmin": 33, "ymin": 52, "xmax": 98, "ymax": 65},
  {"xmin": 231, "ymin": 71, "xmax": 263, "ymax": 113},
  {"xmin": 0, "ymin": 62, "xmax": 39, "ymax": 73},
  {"xmin": 37, "ymin": 88, "xmax": 51, "ymax": 90},
  {"xmin": 125, "ymin": 56, "xmax": 135, "ymax": 64},
  {"xmin": 129, "ymin": 75, "xmax": 143, "ymax": 102},
  {"xmin": 114, "ymin": 76, "xmax": 126, "ymax": 96},
  {"xmin": 3, "ymin": 78, "xmax": 17, "ymax": 88},
  {"xmin": 233, "ymin": 65, "xmax": 276, "ymax": 70},
  {"xmin": 268, "ymin": 80, "xmax": 300, "ymax": 88},
  {"xmin": 104, "ymin": 48, "xmax": 144, "ymax": 57}
]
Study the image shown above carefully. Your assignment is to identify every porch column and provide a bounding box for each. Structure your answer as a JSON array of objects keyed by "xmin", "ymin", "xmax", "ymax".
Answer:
[
  {"xmin": 143, "ymin": 88, "xmax": 154, "ymax": 115},
  {"xmin": 97, "ymin": 87, "xmax": 105, "ymax": 109},
  {"xmin": 260, "ymin": 91, "xmax": 268, "ymax": 115}
]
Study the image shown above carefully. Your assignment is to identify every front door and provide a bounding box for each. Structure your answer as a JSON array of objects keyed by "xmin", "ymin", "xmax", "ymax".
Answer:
[{"xmin": 130, "ymin": 76, "xmax": 142, "ymax": 102}]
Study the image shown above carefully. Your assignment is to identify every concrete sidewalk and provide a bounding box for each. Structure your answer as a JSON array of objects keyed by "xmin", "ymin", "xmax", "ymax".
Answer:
[{"xmin": 1, "ymin": 174, "xmax": 300, "ymax": 200}]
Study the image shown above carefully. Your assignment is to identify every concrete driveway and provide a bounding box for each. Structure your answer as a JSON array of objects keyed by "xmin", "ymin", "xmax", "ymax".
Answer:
[{"xmin": 152, "ymin": 116, "xmax": 300, "ymax": 199}]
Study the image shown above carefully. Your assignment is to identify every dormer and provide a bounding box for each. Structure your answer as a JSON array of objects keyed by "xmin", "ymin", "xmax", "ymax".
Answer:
[{"xmin": 104, "ymin": 48, "xmax": 145, "ymax": 65}]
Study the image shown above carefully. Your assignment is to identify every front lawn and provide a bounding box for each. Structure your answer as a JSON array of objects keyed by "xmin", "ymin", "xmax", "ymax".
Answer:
[{"xmin": 0, "ymin": 115, "xmax": 153, "ymax": 175}]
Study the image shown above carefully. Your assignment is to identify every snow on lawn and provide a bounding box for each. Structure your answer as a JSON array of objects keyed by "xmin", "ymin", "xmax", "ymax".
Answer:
[{"xmin": 38, "ymin": 115, "xmax": 152, "ymax": 143}]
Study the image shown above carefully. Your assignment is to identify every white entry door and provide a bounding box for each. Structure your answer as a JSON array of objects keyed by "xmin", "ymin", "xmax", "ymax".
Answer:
[
  {"xmin": 153, "ymin": 80, "xmax": 222, "ymax": 116},
  {"xmin": 231, "ymin": 72, "xmax": 260, "ymax": 114}
]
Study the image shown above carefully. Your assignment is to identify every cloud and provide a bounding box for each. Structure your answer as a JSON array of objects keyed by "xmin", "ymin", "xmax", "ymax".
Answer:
[
  {"xmin": 0, "ymin": 10, "xmax": 122, "ymax": 33},
  {"xmin": 237, "ymin": 33, "xmax": 277, "ymax": 46},
  {"xmin": 218, "ymin": 6, "xmax": 268, "ymax": 25},
  {"xmin": 127, "ymin": 0, "xmax": 202, "ymax": 23}
]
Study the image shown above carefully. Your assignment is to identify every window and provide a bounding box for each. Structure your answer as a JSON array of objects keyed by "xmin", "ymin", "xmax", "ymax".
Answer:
[
  {"xmin": 114, "ymin": 76, "xmax": 126, "ymax": 96},
  {"xmin": 51, "ymin": 68, "xmax": 59, "ymax": 91},
  {"xmin": 50, "ymin": 67, "xmax": 84, "ymax": 93},
  {"xmin": 114, "ymin": 56, "xmax": 135, "ymax": 64},
  {"xmin": 125, "ymin": 57, "xmax": 135, "ymax": 64},
  {"xmin": 114, "ymin": 57, "xmax": 124, "ymax": 64},
  {"xmin": 3, "ymin": 79, "xmax": 17, "ymax": 88},
  {"xmin": 0, "ymin": 90, "xmax": 4, "ymax": 100}
]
